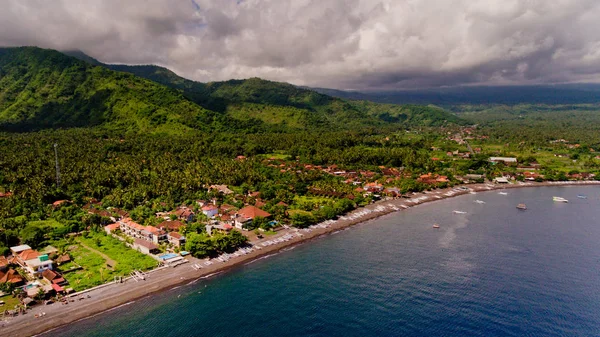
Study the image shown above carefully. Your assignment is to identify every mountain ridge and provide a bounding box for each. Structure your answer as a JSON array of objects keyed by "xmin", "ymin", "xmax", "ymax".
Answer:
[{"xmin": 0, "ymin": 47, "xmax": 465, "ymax": 133}]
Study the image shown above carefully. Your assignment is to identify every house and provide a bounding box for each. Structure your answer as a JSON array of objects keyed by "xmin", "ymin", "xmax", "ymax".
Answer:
[
  {"xmin": 10, "ymin": 244, "xmax": 32, "ymax": 255},
  {"xmin": 0, "ymin": 191, "xmax": 13, "ymax": 198},
  {"xmin": 494, "ymin": 177, "xmax": 510, "ymax": 184},
  {"xmin": 146, "ymin": 226, "xmax": 168, "ymax": 244},
  {"xmin": 0, "ymin": 256, "xmax": 8, "ymax": 272},
  {"xmin": 464, "ymin": 174, "xmax": 485, "ymax": 182},
  {"xmin": 489, "ymin": 157, "xmax": 518, "ymax": 165},
  {"xmin": 234, "ymin": 205, "xmax": 271, "ymax": 230},
  {"xmin": 173, "ymin": 207, "xmax": 195, "ymax": 223},
  {"xmin": 220, "ymin": 204, "xmax": 237, "ymax": 213},
  {"xmin": 16, "ymin": 249, "xmax": 40, "ymax": 266},
  {"xmin": 42, "ymin": 269, "xmax": 66, "ymax": 285},
  {"xmin": 23, "ymin": 254, "xmax": 54, "ymax": 277},
  {"xmin": 119, "ymin": 218, "xmax": 167, "ymax": 244},
  {"xmin": 167, "ymin": 232, "xmax": 186, "ymax": 248},
  {"xmin": 364, "ymin": 182, "xmax": 384, "ymax": 193},
  {"xmin": 209, "ymin": 184, "xmax": 234, "ymax": 195},
  {"xmin": 55, "ymin": 254, "xmax": 71, "ymax": 265},
  {"xmin": 51, "ymin": 200, "xmax": 70, "ymax": 208},
  {"xmin": 133, "ymin": 238, "xmax": 160, "ymax": 255},
  {"xmin": 0, "ymin": 269, "xmax": 24, "ymax": 285},
  {"xmin": 418, "ymin": 173, "xmax": 449, "ymax": 184},
  {"xmin": 158, "ymin": 220, "xmax": 185, "ymax": 232},
  {"xmin": 201, "ymin": 205, "xmax": 219, "ymax": 218},
  {"xmin": 104, "ymin": 223, "xmax": 120, "ymax": 234}
]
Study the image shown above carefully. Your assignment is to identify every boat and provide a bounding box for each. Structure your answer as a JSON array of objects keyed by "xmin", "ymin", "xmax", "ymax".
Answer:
[
  {"xmin": 516, "ymin": 203, "xmax": 527, "ymax": 210},
  {"xmin": 474, "ymin": 200, "xmax": 485, "ymax": 204},
  {"xmin": 552, "ymin": 196, "xmax": 568, "ymax": 203},
  {"xmin": 433, "ymin": 224, "xmax": 440, "ymax": 229},
  {"xmin": 452, "ymin": 210, "xmax": 467, "ymax": 214},
  {"xmin": 498, "ymin": 192, "xmax": 508, "ymax": 195},
  {"xmin": 577, "ymin": 195, "xmax": 587, "ymax": 199}
]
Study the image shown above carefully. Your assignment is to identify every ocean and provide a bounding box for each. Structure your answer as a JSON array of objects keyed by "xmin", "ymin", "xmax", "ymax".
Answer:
[{"xmin": 47, "ymin": 186, "xmax": 600, "ymax": 337}]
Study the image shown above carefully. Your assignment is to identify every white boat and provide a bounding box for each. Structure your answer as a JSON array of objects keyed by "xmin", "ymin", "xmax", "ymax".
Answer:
[
  {"xmin": 474, "ymin": 200, "xmax": 486, "ymax": 204},
  {"xmin": 516, "ymin": 203, "xmax": 527, "ymax": 210},
  {"xmin": 577, "ymin": 195, "xmax": 587, "ymax": 199},
  {"xmin": 453, "ymin": 210, "xmax": 467, "ymax": 214},
  {"xmin": 432, "ymin": 224, "xmax": 440, "ymax": 229},
  {"xmin": 498, "ymin": 192, "xmax": 508, "ymax": 195},
  {"xmin": 552, "ymin": 196, "xmax": 568, "ymax": 203}
]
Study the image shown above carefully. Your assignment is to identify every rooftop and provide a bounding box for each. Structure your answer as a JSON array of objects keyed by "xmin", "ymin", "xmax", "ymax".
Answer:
[
  {"xmin": 10, "ymin": 244, "xmax": 32, "ymax": 253},
  {"xmin": 237, "ymin": 205, "xmax": 271, "ymax": 220}
]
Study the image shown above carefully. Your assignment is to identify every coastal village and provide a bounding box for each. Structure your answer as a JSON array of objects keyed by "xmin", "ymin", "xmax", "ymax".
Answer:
[{"xmin": 1, "ymin": 126, "xmax": 600, "ymax": 324}]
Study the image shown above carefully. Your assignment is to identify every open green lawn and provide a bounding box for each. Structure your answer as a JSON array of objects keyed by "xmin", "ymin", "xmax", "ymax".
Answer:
[
  {"xmin": 293, "ymin": 195, "xmax": 333, "ymax": 205},
  {"xmin": 28, "ymin": 219, "xmax": 63, "ymax": 228},
  {"xmin": 77, "ymin": 232, "xmax": 157, "ymax": 274},
  {"xmin": 287, "ymin": 209, "xmax": 314, "ymax": 217},
  {"xmin": 0, "ymin": 294, "xmax": 21, "ymax": 310},
  {"xmin": 61, "ymin": 232, "xmax": 158, "ymax": 291}
]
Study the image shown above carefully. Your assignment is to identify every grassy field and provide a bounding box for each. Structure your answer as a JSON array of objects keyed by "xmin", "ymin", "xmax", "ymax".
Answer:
[
  {"xmin": 61, "ymin": 232, "xmax": 158, "ymax": 291},
  {"xmin": 28, "ymin": 219, "xmax": 63, "ymax": 228},
  {"xmin": 0, "ymin": 294, "xmax": 21, "ymax": 310}
]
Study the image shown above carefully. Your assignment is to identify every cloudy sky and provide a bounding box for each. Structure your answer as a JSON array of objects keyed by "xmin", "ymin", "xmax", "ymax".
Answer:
[{"xmin": 1, "ymin": 0, "xmax": 600, "ymax": 90}]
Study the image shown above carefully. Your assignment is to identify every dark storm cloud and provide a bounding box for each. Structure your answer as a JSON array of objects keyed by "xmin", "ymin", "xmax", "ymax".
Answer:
[{"xmin": 1, "ymin": 0, "xmax": 599, "ymax": 90}]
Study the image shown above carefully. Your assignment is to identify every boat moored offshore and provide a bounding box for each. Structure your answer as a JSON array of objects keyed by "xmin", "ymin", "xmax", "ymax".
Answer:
[
  {"xmin": 552, "ymin": 196, "xmax": 568, "ymax": 203},
  {"xmin": 516, "ymin": 203, "xmax": 527, "ymax": 210}
]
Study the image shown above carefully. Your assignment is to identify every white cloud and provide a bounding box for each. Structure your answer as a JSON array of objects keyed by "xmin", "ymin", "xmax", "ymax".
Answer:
[{"xmin": 1, "ymin": 0, "xmax": 599, "ymax": 89}]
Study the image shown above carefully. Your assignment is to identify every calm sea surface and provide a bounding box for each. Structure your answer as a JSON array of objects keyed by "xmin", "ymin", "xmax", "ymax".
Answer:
[{"xmin": 48, "ymin": 186, "xmax": 600, "ymax": 337}]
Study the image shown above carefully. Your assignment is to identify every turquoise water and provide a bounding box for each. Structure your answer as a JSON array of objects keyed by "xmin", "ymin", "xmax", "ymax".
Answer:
[{"xmin": 49, "ymin": 186, "xmax": 600, "ymax": 336}]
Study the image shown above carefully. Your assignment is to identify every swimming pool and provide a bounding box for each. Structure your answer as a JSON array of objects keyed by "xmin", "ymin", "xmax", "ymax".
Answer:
[{"xmin": 158, "ymin": 253, "xmax": 179, "ymax": 260}]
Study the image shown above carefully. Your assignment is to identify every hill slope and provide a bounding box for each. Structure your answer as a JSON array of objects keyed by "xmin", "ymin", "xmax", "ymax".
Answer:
[
  {"xmin": 103, "ymin": 62, "xmax": 465, "ymax": 128},
  {"xmin": 0, "ymin": 47, "xmax": 465, "ymax": 132},
  {"xmin": 0, "ymin": 47, "xmax": 219, "ymax": 132}
]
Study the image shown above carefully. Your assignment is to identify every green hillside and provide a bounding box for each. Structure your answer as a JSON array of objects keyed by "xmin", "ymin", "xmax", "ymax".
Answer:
[
  {"xmin": 0, "ymin": 47, "xmax": 465, "ymax": 133},
  {"xmin": 105, "ymin": 62, "xmax": 466, "ymax": 128},
  {"xmin": 0, "ymin": 47, "xmax": 218, "ymax": 133}
]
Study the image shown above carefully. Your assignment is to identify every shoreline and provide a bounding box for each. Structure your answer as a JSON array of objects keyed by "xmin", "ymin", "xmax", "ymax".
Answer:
[{"xmin": 3, "ymin": 181, "xmax": 599, "ymax": 337}]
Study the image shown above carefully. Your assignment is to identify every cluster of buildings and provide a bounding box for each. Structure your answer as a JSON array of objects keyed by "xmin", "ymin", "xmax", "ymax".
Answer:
[
  {"xmin": 105, "ymin": 218, "xmax": 186, "ymax": 255},
  {"xmin": 0, "ymin": 245, "xmax": 72, "ymax": 299}
]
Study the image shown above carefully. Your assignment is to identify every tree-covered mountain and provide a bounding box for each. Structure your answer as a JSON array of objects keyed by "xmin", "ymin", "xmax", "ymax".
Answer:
[
  {"xmin": 0, "ymin": 47, "xmax": 219, "ymax": 133},
  {"xmin": 101, "ymin": 60, "xmax": 466, "ymax": 129},
  {"xmin": 0, "ymin": 47, "xmax": 465, "ymax": 133}
]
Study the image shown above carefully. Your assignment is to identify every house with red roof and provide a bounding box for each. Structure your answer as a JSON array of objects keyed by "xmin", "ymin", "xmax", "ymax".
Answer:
[
  {"xmin": 0, "ymin": 269, "xmax": 24, "ymax": 285},
  {"xmin": 119, "ymin": 218, "xmax": 167, "ymax": 244},
  {"xmin": 167, "ymin": 232, "xmax": 186, "ymax": 248},
  {"xmin": 234, "ymin": 205, "xmax": 271, "ymax": 230},
  {"xmin": 201, "ymin": 204, "xmax": 218, "ymax": 218},
  {"xmin": 0, "ymin": 256, "xmax": 9, "ymax": 272},
  {"xmin": 104, "ymin": 223, "xmax": 120, "ymax": 235},
  {"xmin": 158, "ymin": 220, "xmax": 185, "ymax": 232},
  {"xmin": 173, "ymin": 206, "xmax": 195, "ymax": 222},
  {"xmin": 42, "ymin": 269, "xmax": 67, "ymax": 286},
  {"xmin": 133, "ymin": 238, "xmax": 160, "ymax": 255}
]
